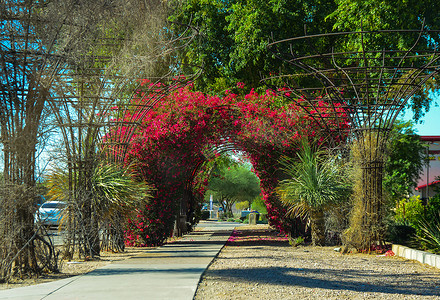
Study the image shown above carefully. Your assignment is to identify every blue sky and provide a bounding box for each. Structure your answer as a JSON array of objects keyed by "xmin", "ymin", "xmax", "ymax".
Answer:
[{"xmin": 400, "ymin": 103, "xmax": 440, "ymax": 136}]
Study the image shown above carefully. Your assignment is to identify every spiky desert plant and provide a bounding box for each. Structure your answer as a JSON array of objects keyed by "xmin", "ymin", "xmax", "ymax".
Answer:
[
  {"xmin": 46, "ymin": 162, "xmax": 153, "ymax": 253},
  {"xmin": 276, "ymin": 142, "xmax": 351, "ymax": 246},
  {"xmin": 91, "ymin": 163, "xmax": 152, "ymax": 215},
  {"xmin": 416, "ymin": 214, "xmax": 440, "ymax": 254}
]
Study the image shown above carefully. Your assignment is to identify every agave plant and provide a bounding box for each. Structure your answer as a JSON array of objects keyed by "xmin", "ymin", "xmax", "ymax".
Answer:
[{"xmin": 276, "ymin": 142, "xmax": 351, "ymax": 246}]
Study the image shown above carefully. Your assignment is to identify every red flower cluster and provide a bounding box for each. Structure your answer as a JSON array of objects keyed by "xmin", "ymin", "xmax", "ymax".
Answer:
[{"xmin": 109, "ymin": 84, "xmax": 349, "ymax": 246}]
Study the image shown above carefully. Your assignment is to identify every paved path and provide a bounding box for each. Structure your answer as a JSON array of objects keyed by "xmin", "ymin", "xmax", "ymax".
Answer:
[{"xmin": 0, "ymin": 221, "xmax": 241, "ymax": 300}]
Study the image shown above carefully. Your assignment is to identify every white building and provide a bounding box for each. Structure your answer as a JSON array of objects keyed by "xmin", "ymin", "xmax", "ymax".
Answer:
[{"xmin": 414, "ymin": 136, "xmax": 440, "ymax": 200}]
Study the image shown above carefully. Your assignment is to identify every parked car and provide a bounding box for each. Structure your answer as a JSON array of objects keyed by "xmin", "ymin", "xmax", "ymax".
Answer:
[
  {"xmin": 34, "ymin": 195, "xmax": 45, "ymax": 208},
  {"xmin": 34, "ymin": 201, "xmax": 67, "ymax": 227},
  {"xmin": 240, "ymin": 210, "xmax": 260, "ymax": 221}
]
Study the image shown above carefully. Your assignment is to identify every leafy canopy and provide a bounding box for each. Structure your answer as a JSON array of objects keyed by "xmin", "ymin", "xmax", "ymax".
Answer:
[
  {"xmin": 170, "ymin": 0, "xmax": 336, "ymax": 93},
  {"xmin": 171, "ymin": 0, "xmax": 440, "ymax": 117}
]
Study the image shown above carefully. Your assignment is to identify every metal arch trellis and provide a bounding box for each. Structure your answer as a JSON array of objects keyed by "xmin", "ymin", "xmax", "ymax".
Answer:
[
  {"xmin": 48, "ymin": 17, "xmax": 201, "ymax": 167},
  {"xmin": 45, "ymin": 28, "xmax": 201, "ymax": 255},
  {"xmin": 145, "ymin": 102, "xmax": 255, "ymax": 235},
  {"xmin": 266, "ymin": 27, "xmax": 440, "ymax": 247},
  {"xmin": 0, "ymin": 0, "xmax": 202, "ymax": 268},
  {"xmin": 176, "ymin": 142, "xmax": 239, "ymax": 236},
  {"xmin": 182, "ymin": 104, "xmax": 252, "ymax": 205},
  {"xmin": 48, "ymin": 67, "xmax": 200, "ymax": 256},
  {"xmin": 157, "ymin": 104, "xmax": 246, "ymax": 236},
  {"xmin": 0, "ymin": 0, "xmax": 96, "ymax": 279},
  {"xmin": 267, "ymin": 28, "xmax": 440, "ymax": 144}
]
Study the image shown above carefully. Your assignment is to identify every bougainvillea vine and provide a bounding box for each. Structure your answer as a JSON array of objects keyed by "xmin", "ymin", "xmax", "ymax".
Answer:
[{"xmin": 108, "ymin": 80, "xmax": 349, "ymax": 246}]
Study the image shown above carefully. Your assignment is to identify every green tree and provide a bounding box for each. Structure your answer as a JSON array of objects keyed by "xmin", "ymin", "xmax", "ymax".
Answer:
[
  {"xmin": 329, "ymin": 0, "xmax": 440, "ymax": 35},
  {"xmin": 172, "ymin": 0, "xmax": 440, "ymax": 117},
  {"xmin": 276, "ymin": 142, "xmax": 351, "ymax": 246},
  {"xmin": 394, "ymin": 195, "xmax": 424, "ymax": 228},
  {"xmin": 383, "ymin": 120, "xmax": 426, "ymax": 202},
  {"xmin": 251, "ymin": 196, "xmax": 268, "ymax": 214},
  {"xmin": 206, "ymin": 159, "xmax": 261, "ymax": 218},
  {"xmin": 327, "ymin": 0, "xmax": 440, "ymax": 119},
  {"xmin": 170, "ymin": 0, "xmax": 336, "ymax": 93}
]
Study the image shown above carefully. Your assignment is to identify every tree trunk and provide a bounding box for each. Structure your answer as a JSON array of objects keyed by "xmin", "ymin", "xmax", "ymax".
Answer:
[
  {"xmin": 226, "ymin": 201, "xmax": 234, "ymax": 218},
  {"xmin": 310, "ymin": 208, "xmax": 325, "ymax": 246}
]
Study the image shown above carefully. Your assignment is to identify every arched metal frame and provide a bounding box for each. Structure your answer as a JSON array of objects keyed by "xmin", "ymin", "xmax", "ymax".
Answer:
[
  {"xmin": 266, "ymin": 28, "xmax": 440, "ymax": 246},
  {"xmin": 267, "ymin": 28, "xmax": 440, "ymax": 146},
  {"xmin": 0, "ymin": 0, "xmax": 202, "ymax": 259},
  {"xmin": 45, "ymin": 30, "xmax": 201, "ymax": 254}
]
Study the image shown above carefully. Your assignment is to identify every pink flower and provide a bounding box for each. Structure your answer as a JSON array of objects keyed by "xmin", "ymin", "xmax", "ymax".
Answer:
[
  {"xmin": 236, "ymin": 82, "xmax": 245, "ymax": 89},
  {"xmin": 113, "ymin": 81, "xmax": 349, "ymax": 245}
]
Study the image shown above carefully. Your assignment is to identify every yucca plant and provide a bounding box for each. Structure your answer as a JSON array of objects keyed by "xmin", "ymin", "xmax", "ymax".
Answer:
[
  {"xmin": 46, "ymin": 162, "xmax": 153, "ymax": 253},
  {"xmin": 276, "ymin": 142, "xmax": 351, "ymax": 246},
  {"xmin": 415, "ymin": 214, "xmax": 440, "ymax": 254},
  {"xmin": 46, "ymin": 163, "xmax": 152, "ymax": 219},
  {"xmin": 92, "ymin": 163, "xmax": 154, "ymax": 252},
  {"xmin": 91, "ymin": 163, "xmax": 152, "ymax": 217}
]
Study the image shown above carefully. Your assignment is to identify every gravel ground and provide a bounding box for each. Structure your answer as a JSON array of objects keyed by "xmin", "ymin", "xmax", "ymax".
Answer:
[{"xmin": 195, "ymin": 225, "xmax": 440, "ymax": 300}]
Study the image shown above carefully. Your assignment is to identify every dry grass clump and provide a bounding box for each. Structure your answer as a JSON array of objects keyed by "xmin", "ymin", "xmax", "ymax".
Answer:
[{"xmin": 343, "ymin": 132, "xmax": 388, "ymax": 250}]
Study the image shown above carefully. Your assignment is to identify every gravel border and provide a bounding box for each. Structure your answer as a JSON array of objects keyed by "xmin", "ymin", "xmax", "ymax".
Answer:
[{"xmin": 195, "ymin": 225, "xmax": 440, "ymax": 299}]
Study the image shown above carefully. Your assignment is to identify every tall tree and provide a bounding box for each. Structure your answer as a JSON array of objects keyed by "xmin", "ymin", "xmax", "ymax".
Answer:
[
  {"xmin": 0, "ymin": 0, "xmax": 180, "ymax": 279},
  {"xmin": 206, "ymin": 158, "xmax": 261, "ymax": 218},
  {"xmin": 327, "ymin": 0, "xmax": 440, "ymax": 119},
  {"xmin": 0, "ymin": 0, "xmax": 84, "ymax": 280},
  {"xmin": 45, "ymin": 0, "xmax": 188, "ymax": 257},
  {"xmin": 172, "ymin": 0, "xmax": 440, "ymax": 117}
]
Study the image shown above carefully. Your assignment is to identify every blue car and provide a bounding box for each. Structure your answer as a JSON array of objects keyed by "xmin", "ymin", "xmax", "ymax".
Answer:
[{"xmin": 34, "ymin": 201, "xmax": 67, "ymax": 227}]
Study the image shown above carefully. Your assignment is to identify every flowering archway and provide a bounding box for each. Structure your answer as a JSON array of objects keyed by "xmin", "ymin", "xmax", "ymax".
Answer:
[{"xmin": 110, "ymin": 82, "xmax": 348, "ymax": 246}]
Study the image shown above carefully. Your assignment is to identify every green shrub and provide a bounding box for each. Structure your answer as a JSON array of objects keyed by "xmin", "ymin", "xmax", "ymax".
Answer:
[
  {"xmin": 200, "ymin": 210, "xmax": 210, "ymax": 220},
  {"xmin": 256, "ymin": 220, "xmax": 268, "ymax": 224},
  {"xmin": 395, "ymin": 195, "xmax": 424, "ymax": 228},
  {"xmin": 251, "ymin": 196, "xmax": 267, "ymax": 214},
  {"xmin": 289, "ymin": 236, "xmax": 305, "ymax": 247},
  {"xmin": 426, "ymin": 195, "xmax": 440, "ymax": 221},
  {"xmin": 227, "ymin": 217, "xmax": 235, "ymax": 222},
  {"xmin": 391, "ymin": 194, "xmax": 440, "ymax": 253},
  {"xmin": 386, "ymin": 224, "xmax": 416, "ymax": 245},
  {"xmin": 236, "ymin": 201, "xmax": 250, "ymax": 210}
]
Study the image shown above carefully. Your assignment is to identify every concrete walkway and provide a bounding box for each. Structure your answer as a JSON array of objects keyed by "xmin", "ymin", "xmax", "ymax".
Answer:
[{"xmin": 0, "ymin": 221, "xmax": 241, "ymax": 300}]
